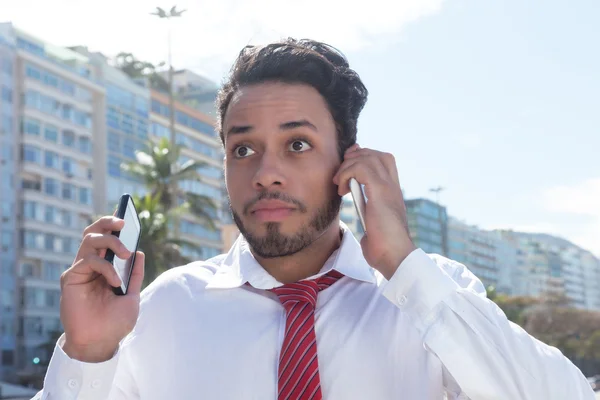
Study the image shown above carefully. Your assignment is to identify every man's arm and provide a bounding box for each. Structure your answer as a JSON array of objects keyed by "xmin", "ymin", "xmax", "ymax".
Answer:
[
  {"xmin": 382, "ymin": 249, "xmax": 595, "ymax": 400},
  {"xmin": 31, "ymin": 333, "xmax": 139, "ymax": 400}
]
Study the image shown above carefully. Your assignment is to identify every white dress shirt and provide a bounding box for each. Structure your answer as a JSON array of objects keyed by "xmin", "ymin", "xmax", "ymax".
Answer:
[{"xmin": 34, "ymin": 223, "xmax": 593, "ymax": 400}]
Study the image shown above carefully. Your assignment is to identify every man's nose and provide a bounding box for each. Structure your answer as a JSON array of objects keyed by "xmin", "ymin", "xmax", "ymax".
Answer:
[{"xmin": 252, "ymin": 152, "xmax": 286, "ymax": 190}]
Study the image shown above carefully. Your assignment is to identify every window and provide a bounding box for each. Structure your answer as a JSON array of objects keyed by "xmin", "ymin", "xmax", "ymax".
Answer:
[
  {"xmin": 23, "ymin": 231, "xmax": 38, "ymax": 249},
  {"xmin": 2, "ymin": 350, "xmax": 14, "ymax": 366},
  {"xmin": 74, "ymin": 110, "xmax": 91, "ymax": 128},
  {"xmin": 62, "ymin": 183, "xmax": 75, "ymax": 201},
  {"xmin": 176, "ymin": 111, "xmax": 216, "ymax": 137},
  {"xmin": 123, "ymin": 138, "xmax": 136, "ymax": 159},
  {"xmin": 45, "ymin": 289, "xmax": 61, "ymax": 308},
  {"xmin": 137, "ymin": 119, "xmax": 148, "ymax": 139},
  {"xmin": 23, "ymin": 201, "xmax": 38, "ymax": 220},
  {"xmin": 151, "ymin": 122, "xmax": 170, "ymax": 139},
  {"xmin": 62, "ymin": 104, "xmax": 73, "ymax": 121},
  {"xmin": 122, "ymin": 113, "xmax": 134, "ymax": 135},
  {"xmin": 1, "ymin": 86, "xmax": 12, "ymax": 103},
  {"xmin": 43, "ymin": 71, "xmax": 59, "ymax": 89},
  {"xmin": 151, "ymin": 99, "xmax": 169, "ymax": 117},
  {"xmin": 62, "ymin": 157, "xmax": 74, "ymax": 175},
  {"xmin": 107, "ymin": 107, "xmax": 120, "ymax": 129},
  {"xmin": 44, "ymin": 234, "xmax": 55, "ymax": 251},
  {"xmin": 135, "ymin": 97, "xmax": 148, "ymax": 117},
  {"xmin": 107, "ymin": 84, "xmax": 133, "ymax": 111},
  {"xmin": 44, "ymin": 151, "xmax": 60, "ymax": 169},
  {"xmin": 78, "ymin": 136, "xmax": 92, "ymax": 154},
  {"xmin": 44, "ymin": 178, "xmax": 59, "ymax": 197},
  {"xmin": 180, "ymin": 220, "xmax": 220, "ymax": 241},
  {"xmin": 62, "ymin": 130, "xmax": 75, "ymax": 147},
  {"xmin": 44, "ymin": 124, "xmax": 59, "ymax": 142},
  {"xmin": 63, "ymin": 237, "xmax": 76, "ymax": 254},
  {"xmin": 60, "ymin": 80, "xmax": 75, "ymax": 96},
  {"xmin": 1, "ymin": 230, "xmax": 12, "ymax": 248},
  {"xmin": 45, "ymin": 205, "xmax": 56, "ymax": 224},
  {"xmin": 22, "ymin": 179, "xmax": 41, "ymax": 192},
  {"xmin": 61, "ymin": 210, "xmax": 72, "ymax": 227},
  {"xmin": 108, "ymin": 155, "xmax": 121, "ymax": 177},
  {"xmin": 1, "ymin": 113, "xmax": 12, "ymax": 134},
  {"xmin": 199, "ymin": 165, "xmax": 222, "ymax": 180},
  {"xmin": 21, "ymin": 262, "xmax": 42, "ymax": 278},
  {"xmin": 108, "ymin": 131, "xmax": 120, "ymax": 152},
  {"xmin": 44, "ymin": 262, "xmax": 62, "ymax": 281},
  {"xmin": 2, "ymin": 58, "xmax": 13, "ymax": 75},
  {"xmin": 22, "ymin": 117, "xmax": 41, "ymax": 136},
  {"xmin": 22, "ymin": 144, "xmax": 41, "ymax": 163},
  {"xmin": 79, "ymin": 187, "xmax": 91, "ymax": 205}
]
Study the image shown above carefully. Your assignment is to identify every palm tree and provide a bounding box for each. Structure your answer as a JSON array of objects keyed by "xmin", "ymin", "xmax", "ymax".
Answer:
[
  {"xmin": 133, "ymin": 193, "xmax": 203, "ymax": 287},
  {"xmin": 114, "ymin": 52, "xmax": 169, "ymax": 93},
  {"xmin": 121, "ymin": 138, "xmax": 217, "ymax": 230}
]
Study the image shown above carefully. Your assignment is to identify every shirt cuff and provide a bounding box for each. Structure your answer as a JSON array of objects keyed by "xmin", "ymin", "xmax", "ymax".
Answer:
[
  {"xmin": 382, "ymin": 248, "xmax": 460, "ymax": 333},
  {"xmin": 43, "ymin": 333, "xmax": 120, "ymax": 399}
]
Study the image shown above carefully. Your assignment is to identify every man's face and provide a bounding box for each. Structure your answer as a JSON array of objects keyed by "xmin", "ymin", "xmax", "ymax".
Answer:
[{"xmin": 223, "ymin": 82, "xmax": 342, "ymax": 258}]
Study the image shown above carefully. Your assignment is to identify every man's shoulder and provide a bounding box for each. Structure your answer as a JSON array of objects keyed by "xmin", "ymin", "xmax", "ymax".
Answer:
[{"xmin": 140, "ymin": 254, "xmax": 228, "ymax": 301}]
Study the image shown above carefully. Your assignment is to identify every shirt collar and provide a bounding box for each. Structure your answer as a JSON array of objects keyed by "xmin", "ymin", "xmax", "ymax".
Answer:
[{"xmin": 205, "ymin": 222, "xmax": 377, "ymax": 290}]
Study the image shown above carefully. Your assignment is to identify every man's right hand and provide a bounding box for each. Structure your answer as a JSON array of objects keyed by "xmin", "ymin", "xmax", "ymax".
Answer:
[{"xmin": 60, "ymin": 216, "xmax": 145, "ymax": 363}]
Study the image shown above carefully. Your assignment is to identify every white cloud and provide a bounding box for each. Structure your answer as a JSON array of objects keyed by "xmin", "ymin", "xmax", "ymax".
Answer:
[{"xmin": 1, "ymin": 0, "xmax": 445, "ymax": 81}]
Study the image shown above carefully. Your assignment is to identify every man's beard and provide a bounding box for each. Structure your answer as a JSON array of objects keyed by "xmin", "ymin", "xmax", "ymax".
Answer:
[{"xmin": 230, "ymin": 191, "xmax": 342, "ymax": 258}]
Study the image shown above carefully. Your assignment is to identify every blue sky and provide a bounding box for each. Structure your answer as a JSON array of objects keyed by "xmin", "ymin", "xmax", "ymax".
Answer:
[{"xmin": 2, "ymin": 0, "xmax": 598, "ymax": 255}]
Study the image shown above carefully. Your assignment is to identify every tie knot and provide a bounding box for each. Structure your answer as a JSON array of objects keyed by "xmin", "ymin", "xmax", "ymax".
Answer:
[{"xmin": 270, "ymin": 270, "xmax": 344, "ymax": 311}]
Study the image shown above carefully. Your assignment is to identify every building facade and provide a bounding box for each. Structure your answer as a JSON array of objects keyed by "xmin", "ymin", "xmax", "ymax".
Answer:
[
  {"xmin": 405, "ymin": 198, "xmax": 448, "ymax": 256},
  {"xmin": 150, "ymin": 89, "xmax": 224, "ymax": 261},
  {"xmin": 447, "ymin": 218, "xmax": 501, "ymax": 289},
  {"xmin": 0, "ymin": 25, "xmax": 227, "ymax": 384},
  {"xmin": 0, "ymin": 23, "xmax": 105, "ymax": 382}
]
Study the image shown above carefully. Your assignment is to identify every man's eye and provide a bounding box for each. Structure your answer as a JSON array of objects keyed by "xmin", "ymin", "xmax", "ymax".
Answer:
[
  {"xmin": 289, "ymin": 140, "xmax": 312, "ymax": 152},
  {"xmin": 233, "ymin": 146, "xmax": 255, "ymax": 158}
]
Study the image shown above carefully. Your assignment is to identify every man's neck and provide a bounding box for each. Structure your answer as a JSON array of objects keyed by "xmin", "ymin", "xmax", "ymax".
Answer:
[{"xmin": 253, "ymin": 222, "xmax": 343, "ymax": 284}]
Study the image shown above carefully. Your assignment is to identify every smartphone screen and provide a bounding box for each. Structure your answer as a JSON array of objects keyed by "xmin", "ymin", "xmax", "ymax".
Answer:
[{"xmin": 111, "ymin": 196, "xmax": 140, "ymax": 295}]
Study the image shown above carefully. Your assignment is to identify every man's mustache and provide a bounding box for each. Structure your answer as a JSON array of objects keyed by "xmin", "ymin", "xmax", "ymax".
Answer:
[{"xmin": 243, "ymin": 191, "xmax": 308, "ymax": 215}]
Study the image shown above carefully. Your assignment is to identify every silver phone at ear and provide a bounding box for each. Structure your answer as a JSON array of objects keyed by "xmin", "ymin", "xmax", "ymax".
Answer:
[{"xmin": 349, "ymin": 178, "xmax": 367, "ymax": 233}]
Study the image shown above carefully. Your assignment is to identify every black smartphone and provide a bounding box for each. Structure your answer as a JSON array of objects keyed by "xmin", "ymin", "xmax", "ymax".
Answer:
[{"xmin": 104, "ymin": 194, "xmax": 141, "ymax": 295}]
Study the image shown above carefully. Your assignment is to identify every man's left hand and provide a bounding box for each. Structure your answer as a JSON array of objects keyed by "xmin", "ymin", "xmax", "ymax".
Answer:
[{"xmin": 333, "ymin": 144, "xmax": 416, "ymax": 280}]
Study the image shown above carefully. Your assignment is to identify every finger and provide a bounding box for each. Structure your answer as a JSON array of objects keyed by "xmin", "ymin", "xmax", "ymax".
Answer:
[
  {"xmin": 83, "ymin": 216, "xmax": 125, "ymax": 237},
  {"xmin": 127, "ymin": 251, "xmax": 145, "ymax": 296},
  {"xmin": 335, "ymin": 161, "xmax": 383, "ymax": 197},
  {"xmin": 333, "ymin": 154, "xmax": 387, "ymax": 188},
  {"xmin": 67, "ymin": 255, "xmax": 123, "ymax": 288},
  {"xmin": 344, "ymin": 143, "xmax": 360, "ymax": 155},
  {"xmin": 343, "ymin": 146, "xmax": 369, "ymax": 159},
  {"xmin": 78, "ymin": 233, "xmax": 131, "ymax": 260}
]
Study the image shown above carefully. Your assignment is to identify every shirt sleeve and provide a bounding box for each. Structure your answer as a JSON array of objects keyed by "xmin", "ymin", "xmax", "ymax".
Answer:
[
  {"xmin": 382, "ymin": 249, "xmax": 595, "ymax": 400},
  {"xmin": 32, "ymin": 333, "xmax": 139, "ymax": 400}
]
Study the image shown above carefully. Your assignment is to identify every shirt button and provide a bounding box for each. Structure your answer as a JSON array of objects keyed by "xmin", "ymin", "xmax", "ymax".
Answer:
[
  {"xmin": 68, "ymin": 379, "xmax": 78, "ymax": 388},
  {"xmin": 91, "ymin": 379, "xmax": 101, "ymax": 389},
  {"xmin": 397, "ymin": 294, "xmax": 407, "ymax": 306}
]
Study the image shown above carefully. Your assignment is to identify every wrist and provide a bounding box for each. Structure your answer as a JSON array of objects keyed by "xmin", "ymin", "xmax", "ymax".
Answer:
[
  {"xmin": 63, "ymin": 338, "xmax": 119, "ymax": 363},
  {"xmin": 378, "ymin": 240, "xmax": 417, "ymax": 280}
]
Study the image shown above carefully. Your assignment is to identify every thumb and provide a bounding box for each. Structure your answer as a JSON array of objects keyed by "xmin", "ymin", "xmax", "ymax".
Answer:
[{"xmin": 127, "ymin": 251, "xmax": 145, "ymax": 295}]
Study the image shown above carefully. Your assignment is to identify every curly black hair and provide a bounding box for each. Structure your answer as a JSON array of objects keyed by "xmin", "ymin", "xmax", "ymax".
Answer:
[{"xmin": 216, "ymin": 38, "xmax": 368, "ymax": 160}]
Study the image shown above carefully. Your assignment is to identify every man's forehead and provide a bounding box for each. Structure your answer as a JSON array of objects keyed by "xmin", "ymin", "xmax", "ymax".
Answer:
[{"xmin": 225, "ymin": 82, "xmax": 326, "ymax": 118}]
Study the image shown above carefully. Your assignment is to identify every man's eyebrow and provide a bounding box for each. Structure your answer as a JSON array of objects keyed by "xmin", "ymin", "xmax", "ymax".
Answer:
[
  {"xmin": 280, "ymin": 120, "xmax": 318, "ymax": 131},
  {"xmin": 227, "ymin": 120, "xmax": 317, "ymax": 136},
  {"xmin": 227, "ymin": 125, "xmax": 253, "ymax": 135}
]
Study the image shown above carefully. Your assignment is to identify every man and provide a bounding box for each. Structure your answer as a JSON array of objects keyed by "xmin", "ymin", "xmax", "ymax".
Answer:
[{"xmin": 34, "ymin": 39, "xmax": 593, "ymax": 399}]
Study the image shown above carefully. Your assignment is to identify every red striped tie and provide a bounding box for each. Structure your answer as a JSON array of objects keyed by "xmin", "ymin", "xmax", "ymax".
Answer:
[{"xmin": 270, "ymin": 270, "xmax": 344, "ymax": 400}]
